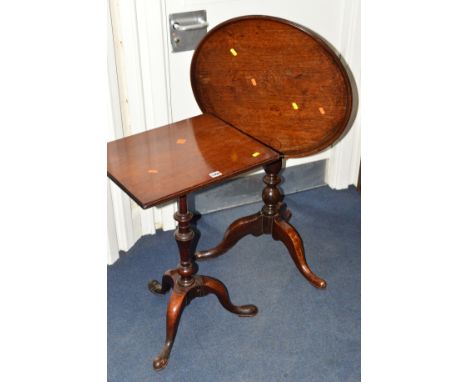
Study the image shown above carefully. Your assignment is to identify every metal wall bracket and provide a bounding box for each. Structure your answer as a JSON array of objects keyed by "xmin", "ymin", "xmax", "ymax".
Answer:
[{"xmin": 169, "ymin": 10, "xmax": 208, "ymax": 53}]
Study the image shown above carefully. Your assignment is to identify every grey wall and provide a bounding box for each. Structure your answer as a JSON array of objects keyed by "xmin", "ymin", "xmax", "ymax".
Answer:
[{"xmin": 189, "ymin": 160, "xmax": 326, "ymax": 214}]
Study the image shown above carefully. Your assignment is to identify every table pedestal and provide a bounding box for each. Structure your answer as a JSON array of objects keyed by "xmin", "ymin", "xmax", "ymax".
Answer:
[
  {"xmin": 148, "ymin": 195, "xmax": 257, "ymax": 370},
  {"xmin": 195, "ymin": 159, "xmax": 327, "ymax": 289}
]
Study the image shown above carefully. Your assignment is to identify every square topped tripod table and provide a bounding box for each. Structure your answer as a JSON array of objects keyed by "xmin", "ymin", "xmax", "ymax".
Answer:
[{"xmin": 107, "ymin": 113, "xmax": 280, "ymax": 369}]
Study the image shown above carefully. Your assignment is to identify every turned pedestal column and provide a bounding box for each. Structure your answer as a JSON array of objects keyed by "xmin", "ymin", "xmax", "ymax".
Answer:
[{"xmin": 148, "ymin": 195, "xmax": 258, "ymax": 370}]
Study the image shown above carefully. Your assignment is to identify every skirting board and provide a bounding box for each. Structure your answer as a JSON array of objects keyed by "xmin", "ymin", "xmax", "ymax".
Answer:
[{"xmin": 188, "ymin": 160, "xmax": 326, "ymax": 215}]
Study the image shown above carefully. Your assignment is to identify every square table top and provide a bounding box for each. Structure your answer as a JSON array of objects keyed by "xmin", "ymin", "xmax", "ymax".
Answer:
[{"xmin": 107, "ymin": 114, "xmax": 280, "ymax": 209}]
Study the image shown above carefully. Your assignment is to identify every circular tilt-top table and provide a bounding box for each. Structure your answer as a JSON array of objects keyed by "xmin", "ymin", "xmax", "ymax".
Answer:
[{"xmin": 107, "ymin": 15, "xmax": 357, "ymax": 371}]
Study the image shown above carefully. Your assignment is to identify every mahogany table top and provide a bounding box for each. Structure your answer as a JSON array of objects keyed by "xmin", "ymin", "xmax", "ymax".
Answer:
[
  {"xmin": 191, "ymin": 16, "xmax": 356, "ymax": 158},
  {"xmin": 107, "ymin": 114, "xmax": 280, "ymax": 209}
]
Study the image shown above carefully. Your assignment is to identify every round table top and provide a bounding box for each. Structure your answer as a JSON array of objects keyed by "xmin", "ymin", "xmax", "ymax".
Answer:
[{"xmin": 191, "ymin": 16, "xmax": 356, "ymax": 158}]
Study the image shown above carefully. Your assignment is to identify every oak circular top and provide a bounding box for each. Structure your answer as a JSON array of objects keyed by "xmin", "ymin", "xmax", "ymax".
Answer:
[{"xmin": 191, "ymin": 16, "xmax": 356, "ymax": 158}]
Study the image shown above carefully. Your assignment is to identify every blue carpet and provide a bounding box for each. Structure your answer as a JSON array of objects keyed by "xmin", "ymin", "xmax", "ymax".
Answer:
[{"xmin": 108, "ymin": 186, "xmax": 360, "ymax": 381}]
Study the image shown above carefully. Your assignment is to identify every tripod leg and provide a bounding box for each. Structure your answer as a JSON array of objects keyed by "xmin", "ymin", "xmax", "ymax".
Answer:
[
  {"xmin": 272, "ymin": 217, "xmax": 327, "ymax": 289},
  {"xmin": 201, "ymin": 275, "xmax": 258, "ymax": 317},
  {"xmin": 148, "ymin": 269, "xmax": 176, "ymax": 295},
  {"xmin": 152, "ymin": 291, "xmax": 187, "ymax": 370},
  {"xmin": 195, "ymin": 212, "xmax": 263, "ymax": 261}
]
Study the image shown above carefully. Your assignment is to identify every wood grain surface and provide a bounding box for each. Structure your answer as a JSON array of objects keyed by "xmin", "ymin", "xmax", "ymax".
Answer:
[
  {"xmin": 191, "ymin": 16, "xmax": 356, "ymax": 157},
  {"xmin": 107, "ymin": 114, "xmax": 280, "ymax": 209}
]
